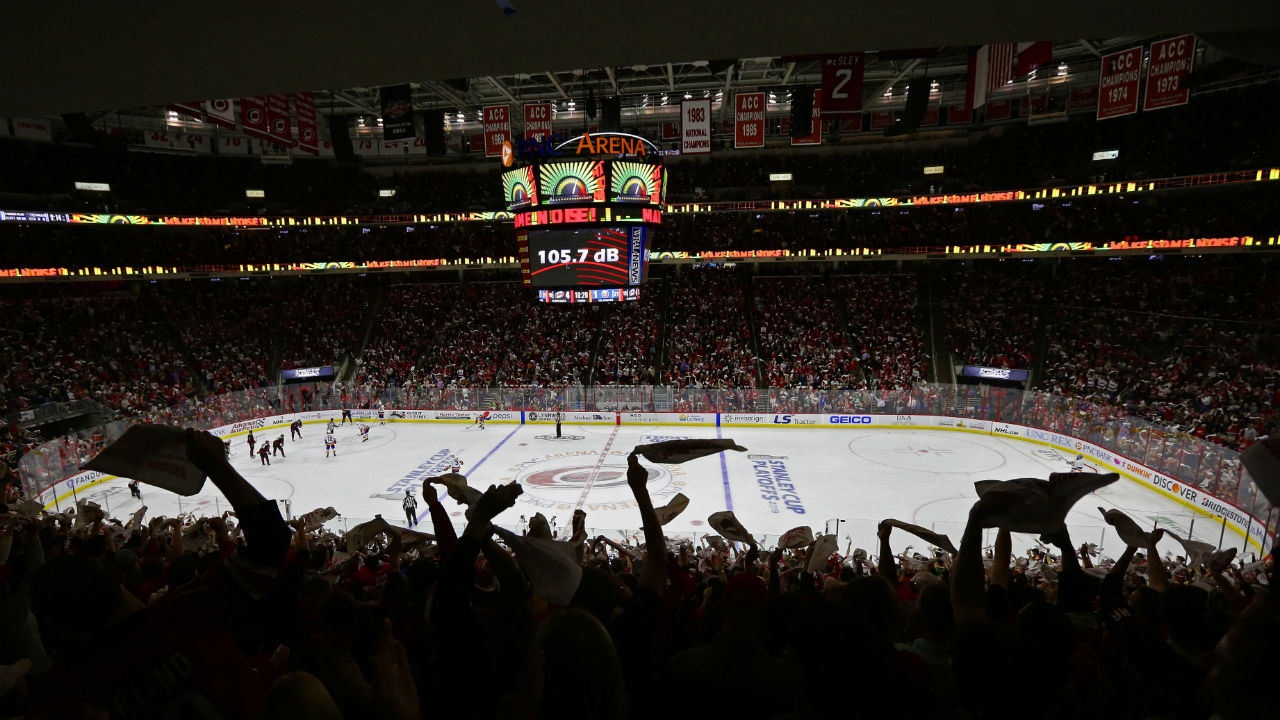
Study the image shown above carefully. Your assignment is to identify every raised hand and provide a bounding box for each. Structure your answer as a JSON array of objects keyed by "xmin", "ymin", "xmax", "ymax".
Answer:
[{"xmin": 472, "ymin": 483, "xmax": 524, "ymax": 523}]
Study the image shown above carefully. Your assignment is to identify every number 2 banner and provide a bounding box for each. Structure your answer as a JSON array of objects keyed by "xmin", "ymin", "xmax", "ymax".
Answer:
[
  {"xmin": 1097, "ymin": 46, "xmax": 1143, "ymax": 120},
  {"xmin": 681, "ymin": 99, "xmax": 711, "ymax": 154},
  {"xmin": 1144, "ymin": 34, "xmax": 1195, "ymax": 111},
  {"xmin": 821, "ymin": 52, "xmax": 865, "ymax": 115},
  {"xmin": 734, "ymin": 92, "xmax": 765, "ymax": 148}
]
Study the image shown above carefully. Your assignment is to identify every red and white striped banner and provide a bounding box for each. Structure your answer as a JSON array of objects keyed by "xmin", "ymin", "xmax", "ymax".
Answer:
[
  {"xmin": 204, "ymin": 99, "xmax": 236, "ymax": 129},
  {"xmin": 239, "ymin": 97, "xmax": 270, "ymax": 141},
  {"xmin": 482, "ymin": 105, "xmax": 511, "ymax": 158},
  {"xmin": 265, "ymin": 95, "xmax": 293, "ymax": 146},
  {"xmin": 524, "ymin": 103, "xmax": 552, "ymax": 141},
  {"xmin": 1097, "ymin": 46, "xmax": 1143, "ymax": 120},
  {"xmin": 295, "ymin": 92, "xmax": 319, "ymax": 154},
  {"xmin": 1144, "ymin": 34, "xmax": 1195, "ymax": 111},
  {"xmin": 734, "ymin": 92, "xmax": 765, "ymax": 148}
]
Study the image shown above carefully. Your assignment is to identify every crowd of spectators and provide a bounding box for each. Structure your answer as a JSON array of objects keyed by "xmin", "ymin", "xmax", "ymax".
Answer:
[
  {"xmin": 754, "ymin": 276, "xmax": 861, "ymax": 388},
  {"xmin": 941, "ymin": 262, "xmax": 1046, "ymax": 369},
  {"xmin": 498, "ymin": 304, "xmax": 599, "ymax": 387},
  {"xmin": 0, "ymin": 433, "xmax": 1273, "ymax": 720},
  {"xmin": 589, "ymin": 288, "xmax": 662, "ymax": 386},
  {"xmin": 662, "ymin": 270, "xmax": 760, "ymax": 389}
]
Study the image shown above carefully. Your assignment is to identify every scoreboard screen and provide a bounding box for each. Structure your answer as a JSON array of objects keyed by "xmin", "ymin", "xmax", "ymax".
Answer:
[{"xmin": 520, "ymin": 226, "xmax": 650, "ymax": 288}]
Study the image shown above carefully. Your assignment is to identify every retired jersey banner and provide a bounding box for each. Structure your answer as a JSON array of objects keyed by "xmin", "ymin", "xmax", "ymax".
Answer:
[
  {"xmin": 1144, "ymin": 34, "xmax": 1195, "ymax": 111},
  {"xmin": 380, "ymin": 84, "xmax": 415, "ymax": 140},
  {"xmin": 295, "ymin": 92, "xmax": 319, "ymax": 155},
  {"xmin": 482, "ymin": 105, "xmax": 512, "ymax": 158},
  {"xmin": 524, "ymin": 102, "xmax": 552, "ymax": 141},
  {"xmin": 1097, "ymin": 46, "xmax": 1143, "ymax": 120},
  {"xmin": 790, "ymin": 90, "xmax": 822, "ymax": 146},
  {"xmin": 239, "ymin": 96, "xmax": 270, "ymax": 141},
  {"xmin": 681, "ymin": 99, "xmax": 712, "ymax": 154},
  {"xmin": 821, "ymin": 52, "xmax": 865, "ymax": 115},
  {"xmin": 204, "ymin": 99, "xmax": 236, "ymax": 129},
  {"xmin": 265, "ymin": 95, "xmax": 293, "ymax": 146},
  {"xmin": 734, "ymin": 92, "xmax": 765, "ymax": 148}
]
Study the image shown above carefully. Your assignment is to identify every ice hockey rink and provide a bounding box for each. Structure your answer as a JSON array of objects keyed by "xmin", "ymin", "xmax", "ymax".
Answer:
[{"xmin": 57, "ymin": 420, "xmax": 1258, "ymax": 560}]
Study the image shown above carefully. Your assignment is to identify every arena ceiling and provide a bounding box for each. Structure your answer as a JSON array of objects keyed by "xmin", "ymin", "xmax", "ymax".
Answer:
[{"xmin": 0, "ymin": 1, "xmax": 1276, "ymax": 117}]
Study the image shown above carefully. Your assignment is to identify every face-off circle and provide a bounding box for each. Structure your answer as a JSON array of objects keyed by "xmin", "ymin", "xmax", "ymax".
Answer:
[{"xmin": 502, "ymin": 450, "xmax": 687, "ymax": 512}]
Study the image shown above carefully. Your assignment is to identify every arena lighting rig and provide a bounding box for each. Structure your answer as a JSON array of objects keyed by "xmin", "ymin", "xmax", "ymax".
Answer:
[{"xmin": 503, "ymin": 132, "xmax": 666, "ymax": 304}]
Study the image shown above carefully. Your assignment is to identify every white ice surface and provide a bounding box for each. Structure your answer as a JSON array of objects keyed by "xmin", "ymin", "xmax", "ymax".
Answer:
[{"xmin": 61, "ymin": 422, "xmax": 1254, "ymax": 561}]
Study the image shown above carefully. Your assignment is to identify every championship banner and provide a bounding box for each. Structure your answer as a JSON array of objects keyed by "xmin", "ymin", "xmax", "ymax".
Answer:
[
  {"xmin": 868, "ymin": 109, "xmax": 893, "ymax": 130},
  {"xmin": 1144, "ymin": 34, "xmax": 1195, "ymax": 111},
  {"xmin": 1097, "ymin": 46, "xmax": 1143, "ymax": 120},
  {"xmin": 168, "ymin": 102, "xmax": 203, "ymax": 119},
  {"xmin": 239, "ymin": 96, "xmax": 271, "ymax": 141},
  {"xmin": 524, "ymin": 102, "xmax": 552, "ymax": 141},
  {"xmin": 1068, "ymin": 85, "xmax": 1098, "ymax": 111},
  {"xmin": 821, "ymin": 52, "xmax": 865, "ymax": 115},
  {"xmin": 734, "ymin": 92, "xmax": 765, "ymax": 148},
  {"xmin": 295, "ymin": 92, "xmax": 319, "ymax": 155},
  {"xmin": 265, "ymin": 95, "xmax": 294, "ymax": 146},
  {"xmin": 380, "ymin": 84, "xmax": 415, "ymax": 140},
  {"xmin": 680, "ymin": 99, "xmax": 712, "ymax": 154},
  {"xmin": 482, "ymin": 104, "xmax": 512, "ymax": 158},
  {"xmin": 986, "ymin": 98, "xmax": 1011, "ymax": 121},
  {"xmin": 10, "ymin": 117, "xmax": 52, "ymax": 141},
  {"xmin": 947, "ymin": 104, "xmax": 973, "ymax": 124},
  {"xmin": 204, "ymin": 99, "xmax": 236, "ymax": 129},
  {"xmin": 790, "ymin": 90, "xmax": 821, "ymax": 146}
]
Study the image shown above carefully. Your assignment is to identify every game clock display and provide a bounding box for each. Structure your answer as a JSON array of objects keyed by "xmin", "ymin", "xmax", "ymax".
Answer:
[{"xmin": 519, "ymin": 227, "xmax": 650, "ymax": 288}]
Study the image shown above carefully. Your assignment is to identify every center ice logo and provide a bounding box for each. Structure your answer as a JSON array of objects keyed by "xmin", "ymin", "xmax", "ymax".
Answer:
[{"xmin": 517, "ymin": 463, "xmax": 669, "ymax": 490}]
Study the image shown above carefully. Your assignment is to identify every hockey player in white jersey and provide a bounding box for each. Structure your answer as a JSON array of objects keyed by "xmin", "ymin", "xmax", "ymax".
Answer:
[{"xmin": 448, "ymin": 454, "xmax": 464, "ymax": 474}]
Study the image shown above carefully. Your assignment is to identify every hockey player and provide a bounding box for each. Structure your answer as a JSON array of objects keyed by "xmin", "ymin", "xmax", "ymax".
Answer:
[
  {"xmin": 477, "ymin": 410, "xmax": 489, "ymax": 430},
  {"xmin": 273, "ymin": 434, "xmax": 286, "ymax": 457},
  {"xmin": 402, "ymin": 489, "xmax": 419, "ymax": 527},
  {"xmin": 128, "ymin": 479, "xmax": 142, "ymax": 500},
  {"xmin": 223, "ymin": 440, "xmax": 233, "ymax": 458},
  {"xmin": 247, "ymin": 430, "xmax": 256, "ymax": 457},
  {"xmin": 325, "ymin": 433, "xmax": 337, "ymax": 458},
  {"xmin": 340, "ymin": 407, "xmax": 354, "ymax": 425},
  {"xmin": 448, "ymin": 454, "xmax": 463, "ymax": 474},
  {"xmin": 359, "ymin": 424, "xmax": 370, "ymax": 442},
  {"xmin": 291, "ymin": 419, "xmax": 303, "ymax": 440},
  {"xmin": 258, "ymin": 441, "xmax": 271, "ymax": 466},
  {"xmin": 327, "ymin": 418, "xmax": 337, "ymax": 435},
  {"xmin": 1070, "ymin": 453, "xmax": 1085, "ymax": 472},
  {"xmin": 378, "ymin": 402, "xmax": 386, "ymax": 425}
]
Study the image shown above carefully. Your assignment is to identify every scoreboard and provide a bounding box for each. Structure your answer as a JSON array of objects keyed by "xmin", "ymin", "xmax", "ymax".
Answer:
[{"xmin": 504, "ymin": 144, "xmax": 663, "ymax": 304}]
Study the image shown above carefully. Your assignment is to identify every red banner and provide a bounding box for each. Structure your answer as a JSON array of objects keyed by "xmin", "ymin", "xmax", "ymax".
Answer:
[
  {"xmin": 204, "ymin": 99, "xmax": 236, "ymax": 129},
  {"xmin": 790, "ymin": 90, "xmax": 821, "ymax": 146},
  {"xmin": 947, "ymin": 104, "xmax": 973, "ymax": 124},
  {"xmin": 1068, "ymin": 85, "xmax": 1098, "ymax": 111},
  {"xmin": 820, "ymin": 52, "xmax": 865, "ymax": 115},
  {"xmin": 482, "ymin": 105, "xmax": 511, "ymax": 158},
  {"xmin": 1097, "ymin": 46, "xmax": 1143, "ymax": 120},
  {"xmin": 239, "ymin": 96, "xmax": 270, "ymax": 141},
  {"xmin": 920, "ymin": 107, "xmax": 939, "ymax": 127},
  {"xmin": 1144, "ymin": 34, "xmax": 1196, "ymax": 111},
  {"xmin": 295, "ymin": 92, "xmax": 319, "ymax": 155},
  {"xmin": 524, "ymin": 103, "xmax": 552, "ymax": 141},
  {"xmin": 868, "ymin": 109, "xmax": 894, "ymax": 130},
  {"xmin": 986, "ymin": 98, "xmax": 1011, "ymax": 121},
  {"xmin": 734, "ymin": 92, "xmax": 765, "ymax": 148},
  {"xmin": 837, "ymin": 118, "xmax": 862, "ymax": 133},
  {"xmin": 660, "ymin": 121, "xmax": 679, "ymax": 140},
  {"xmin": 265, "ymin": 95, "xmax": 293, "ymax": 146}
]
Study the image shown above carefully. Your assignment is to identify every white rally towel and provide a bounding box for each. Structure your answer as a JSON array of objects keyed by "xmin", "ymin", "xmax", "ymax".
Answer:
[
  {"xmin": 654, "ymin": 493, "xmax": 690, "ymax": 526},
  {"xmin": 708, "ymin": 510, "xmax": 755, "ymax": 545},
  {"xmin": 83, "ymin": 424, "xmax": 208, "ymax": 496},
  {"xmin": 494, "ymin": 526, "xmax": 582, "ymax": 606},
  {"xmin": 973, "ymin": 472, "xmax": 1120, "ymax": 536},
  {"xmin": 882, "ymin": 519, "xmax": 959, "ymax": 556},
  {"xmin": 298, "ymin": 506, "xmax": 339, "ymax": 533},
  {"xmin": 778, "ymin": 526, "xmax": 814, "ymax": 550},
  {"xmin": 1162, "ymin": 530, "xmax": 1216, "ymax": 570},
  {"xmin": 806, "ymin": 534, "xmax": 839, "ymax": 572},
  {"xmin": 1098, "ymin": 507, "xmax": 1152, "ymax": 549},
  {"xmin": 632, "ymin": 439, "xmax": 747, "ymax": 464}
]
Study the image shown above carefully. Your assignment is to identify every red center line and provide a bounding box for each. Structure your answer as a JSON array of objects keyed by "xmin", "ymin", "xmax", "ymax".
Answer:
[{"xmin": 575, "ymin": 424, "xmax": 621, "ymax": 511}]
